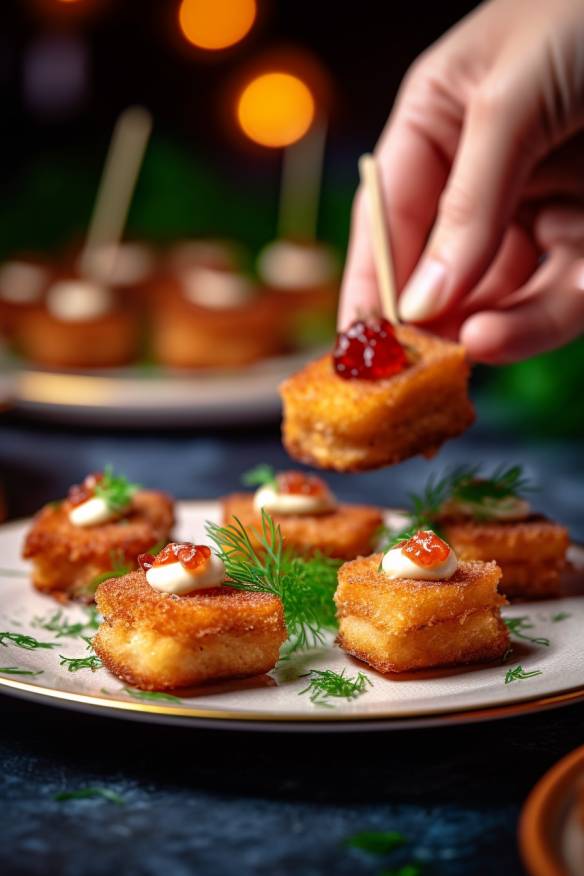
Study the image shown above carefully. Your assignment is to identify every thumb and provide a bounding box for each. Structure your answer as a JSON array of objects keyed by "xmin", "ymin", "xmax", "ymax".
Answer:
[{"xmin": 399, "ymin": 80, "xmax": 542, "ymax": 323}]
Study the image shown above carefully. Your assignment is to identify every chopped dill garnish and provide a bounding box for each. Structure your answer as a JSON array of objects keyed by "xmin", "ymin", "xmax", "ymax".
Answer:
[
  {"xmin": 504, "ymin": 616, "xmax": 550, "ymax": 647},
  {"xmin": 206, "ymin": 511, "xmax": 341, "ymax": 652},
  {"xmin": 551, "ymin": 611, "xmax": 571, "ymax": 622},
  {"xmin": 54, "ymin": 787, "xmax": 124, "ymax": 805},
  {"xmin": 147, "ymin": 539, "xmax": 167, "ymax": 556},
  {"xmin": 0, "ymin": 632, "xmax": 57, "ymax": 650},
  {"xmin": 300, "ymin": 669, "xmax": 372, "ymax": 707},
  {"xmin": 122, "ymin": 687, "xmax": 181, "ymax": 703},
  {"xmin": 379, "ymin": 865, "xmax": 423, "ymax": 876},
  {"xmin": 241, "ymin": 463, "xmax": 278, "ymax": 489},
  {"xmin": 93, "ymin": 464, "xmax": 139, "ymax": 513},
  {"xmin": 59, "ymin": 654, "xmax": 103, "ymax": 673},
  {"xmin": 345, "ymin": 830, "xmax": 407, "ymax": 854},
  {"xmin": 33, "ymin": 606, "xmax": 100, "ymax": 639},
  {"xmin": 0, "ymin": 666, "xmax": 43, "ymax": 676},
  {"xmin": 504, "ymin": 664, "xmax": 543, "ymax": 684}
]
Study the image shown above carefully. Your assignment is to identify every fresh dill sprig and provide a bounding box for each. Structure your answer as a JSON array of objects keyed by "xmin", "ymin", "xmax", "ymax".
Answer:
[
  {"xmin": 241, "ymin": 463, "xmax": 278, "ymax": 489},
  {"xmin": 59, "ymin": 654, "xmax": 103, "ymax": 673},
  {"xmin": 33, "ymin": 607, "xmax": 100, "ymax": 639},
  {"xmin": 300, "ymin": 669, "xmax": 372, "ymax": 707},
  {"xmin": 54, "ymin": 787, "xmax": 124, "ymax": 805},
  {"xmin": 122, "ymin": 687, "xmax": 181, "ymax": 703},
  {"xmin": 93, "ymin": 465, "xmax": 139, "ymax": 513},
  {"xmin": 504, "ymin": 616, "xmax": 550, "ymax": 647},
  {"xmin": 551, "ymin": 611, "xmax": 571, "ymax": 622},
  {"xmin": 379, "ymin": 865, "xmax": 423, "ymax": 876},
  {"xmin": 405, "ymin": 464, "xmax": 535, "ymax": 525},
  {"xmin": 345, "ymin": 830, "xmax": 407, "ymax": 854},
  {"xmin": 504, "ymin": 664, "xmax": 543, "ymax": 684},
  {"xmin": 0, "ymin": 632, "xmax": 57, "ymax": 650},
  {"xmin": 206, "ymin": 511, "xmax": 341, "ymax": 653},
  {"xmin": 0, "ymin": 666, "xmax": 43, "ymax": 676}
]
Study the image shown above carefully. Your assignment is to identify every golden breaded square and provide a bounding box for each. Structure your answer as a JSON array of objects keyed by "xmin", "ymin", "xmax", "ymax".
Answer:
[
  {"xmin": 334, "ymin": 553, "xmax": 508, "ymax": 673},
  {"xmin": 94, "ymin": 571, "xmax": 286, "ymax": 689},
  {"xmin": 221, "ymin": 493, "xmax": 383, "ymax": 560},
  {"xmin": 440, "ymin": 517, "xmax": 569, "ymax": 599},
  {"xmin": 280, "ymin": 325, "xmax": 475, "ymax": 472},
  {"xmin": 23, "ymin": 491, "xmax": 174, "ymax": 603}
]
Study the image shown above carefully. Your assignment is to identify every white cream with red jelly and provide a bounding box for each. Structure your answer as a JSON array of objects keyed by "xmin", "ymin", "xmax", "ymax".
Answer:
[
  {"xmin": 146, "ymin": 554, "xmax": 225, "ymax": 595},
  {"xmin": 0, "ymin": 262, "xmax": 48, "ymax": 304},
  {"xmin": 253, "ymin": 480, "xmax": 336, "ymax": 516},
  {"xmin": 382, "ymin": 531, "xmax": 458, "ymax": 581},
  {"xmin": 257, "ymin": 241, "xmax": 338, "ymax": 290},
  {"xmin": 182, "ymin": 266, "xmax": 254, "ymax": 309},
  {"xmin": 68, "ymin": 496, "xmax": 117, "ymax": 527},
  {"xmin": 47, "ymin": 280, "xmax": 114, "ymax": 322},
  {"xmin": 439, "ymin": 495, "xmax": 531, "ymax": 522}
]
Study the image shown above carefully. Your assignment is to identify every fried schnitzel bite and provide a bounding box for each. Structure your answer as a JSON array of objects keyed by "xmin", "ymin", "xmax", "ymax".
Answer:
[
  {"xmin": 335, "ymin": 553, "xmax": 508, "ymax": 673},
  {"xmin": 280, "ymin": 325, "xmax": 474, "ymax": 472},
  {"xmin": 23, "ymin": 486, "xmax": 174, "ymax": 603},
  {"xmin": 94, "ymin": 571, "xmax": 286, "ymax": 690}
]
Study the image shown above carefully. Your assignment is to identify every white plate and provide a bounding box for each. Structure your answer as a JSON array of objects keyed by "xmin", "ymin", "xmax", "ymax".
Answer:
[
  {"xmin": 0, "ymin": 501, "xmax": 583, "ymax": 732},
  {"xmin": 12, "ymin": 348, "xmax": 323, "ymax": 427}
]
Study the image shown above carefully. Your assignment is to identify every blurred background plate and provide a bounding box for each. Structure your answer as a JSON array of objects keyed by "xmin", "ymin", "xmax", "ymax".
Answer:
[
  {"xmin": 520, "ymin": 744, "xmax": 584, "ymax": 876},
  {"xmin": 12, "ymin": 347, "xmax": 322, "ymax": 427}
]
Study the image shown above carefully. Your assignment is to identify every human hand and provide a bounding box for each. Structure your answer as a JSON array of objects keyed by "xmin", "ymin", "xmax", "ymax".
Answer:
[{"xmin": 339, "ymin": 0, "xmax": 584, "ymax": 363}]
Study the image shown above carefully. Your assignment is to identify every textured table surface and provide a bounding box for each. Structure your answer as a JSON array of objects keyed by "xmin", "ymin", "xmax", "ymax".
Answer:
[{"xmin": 1, "ymin": 408, "xmax": 583, "ymax": 876}]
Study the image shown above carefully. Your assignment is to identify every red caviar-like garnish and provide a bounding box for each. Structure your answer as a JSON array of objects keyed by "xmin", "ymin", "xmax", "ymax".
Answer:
[
  {"xmin": 139, "ymin": 543, "xmax": 211, "ymax": 572},
  {"xmin": 333, "ymin": 317, "xmax": 408, "ymax": 380},
  {"xmin": 68, "ymin": 472, "xmax": 104, "ymax": 507},
  {"xmin": 400, "ymin": 530, "xmax": 450, "ymax": 568},
  {"xmin": 276, "ymin": 471, "xmax": 328, "ymax": 497}
]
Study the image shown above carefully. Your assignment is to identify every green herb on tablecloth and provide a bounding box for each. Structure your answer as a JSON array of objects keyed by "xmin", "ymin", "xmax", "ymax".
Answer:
[
  {"xmin": 0, "ymin": 666, "xmax": 43, "ymax": 676},
  {"xmin": 551, "ymin": 611, "xmax": 571, "ymax": 622},
  {"xmin": 0, "ymin": 569, "xmax": 28, "ymax": 578},
  {"xmin": 0, "ymin": 631, "xmax": 57, "ymax": 650},
  {"xmin": 504, "ymin": 616, "xmax": 550, "ymax": 647},
  {"xmin": 54, "ymin": 787, "xmax": 124, "ymax": 805},
  {"xmin": 504, "ymin": 664, "xmax": 543, "ymax": 684},
  {"xmin": 206, "ymin": 510, "xmax": 341, "ymax": 653},
  {"xmin": 345, "ymin": 830, "xmax": 407, "ymax": 854},
  {"xmin": 299, "ymin": 669, "xmax": 372, "ymax": 708},
  {"xmin": 33, "ymin": 607, "xmax": 100, "ymax": 639},
  {"xmin": 59, "ymin": 654, "xmax": 103, "ymax": 673},
  {"xmin": 122, "ymin": 687, "xmax": 181, "ymax": 703}
]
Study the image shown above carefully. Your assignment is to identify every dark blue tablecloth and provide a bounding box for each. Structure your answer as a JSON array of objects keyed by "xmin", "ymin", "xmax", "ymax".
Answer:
[{"xmin": 1, "ymin": 407, "xmax": 583, "ymax": 876}]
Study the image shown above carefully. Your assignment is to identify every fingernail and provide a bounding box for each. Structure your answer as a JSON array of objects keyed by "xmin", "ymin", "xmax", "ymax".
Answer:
[{"xmin": 399, "ymin": 258, "xmax": 448, "ymax": 322}]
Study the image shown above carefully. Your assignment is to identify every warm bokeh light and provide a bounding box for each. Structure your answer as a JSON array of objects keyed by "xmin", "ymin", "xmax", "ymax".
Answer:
[
  {"xmin": 178, "ymin": 0, "xmax": 256, "ymax": 50},
  {"xmin": 237, "ymin": 72, "xmax": 315, "ymax": 148}
]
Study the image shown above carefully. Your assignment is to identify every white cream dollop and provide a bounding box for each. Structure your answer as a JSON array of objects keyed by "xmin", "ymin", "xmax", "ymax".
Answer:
[
  {"xmin": 181, "ymin": 266, "xmax": 255, "ymax": 309},
  {"xmin": 257, "ymin": 241, "xmax": 338, "ymax": 290},
  {"xmin": 0, "ymin": 261, "xmax": 48, "ymax": 305},
  {"xmin": 47, "ymin": 280, "xmax": 114, "ymax": 322},
  {"xmin": 253, "ymin": 484, "xmax": 335, "ymax": 516},
  {"xmin": 440, "ymin": 496, "xmax": 531, "ymax": 522},
  {"xmin": 381, "ymin": 540, "xmax": 458, "ymax": 581},
  {"xmin": 146, "ymin": 554, "xmax": 226, "ymax": 595},
  {"xmin": 69, "ymin": 496, "xmax": 116, "ymax": 527}
]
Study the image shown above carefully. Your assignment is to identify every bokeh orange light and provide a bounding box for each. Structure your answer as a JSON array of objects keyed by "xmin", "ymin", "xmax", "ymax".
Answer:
[
  {"xmin": 178, "ymin": 0, "xmax": 256, "ymax": 51},
  {"xmin": 237, "ymin": 72, "xmax": 315, "ymax": 148}
]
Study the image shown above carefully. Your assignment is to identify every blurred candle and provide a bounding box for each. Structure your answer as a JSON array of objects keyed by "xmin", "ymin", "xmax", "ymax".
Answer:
[{"xmin": 237, "ymin": 72, "xmax": 315, "ymax": 148}]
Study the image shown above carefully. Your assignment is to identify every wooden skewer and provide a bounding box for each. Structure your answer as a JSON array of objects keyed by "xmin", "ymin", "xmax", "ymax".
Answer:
[
  {"xmin": 358, "ymin": 153, "xmax": 399, "ymax": 325},
  {"xmin": 278, "ymin": 115, "xmax": 327, "ymax": 241},
  {"xmin": 79, "ymin": 106, "xmax": 153, "ymax": 281}
]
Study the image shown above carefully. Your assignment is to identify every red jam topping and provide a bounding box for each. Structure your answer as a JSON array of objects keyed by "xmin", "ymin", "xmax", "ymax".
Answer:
[
  {"xmin": 333, "ymin": 317, "xmax": 408, "ymax": 380},
  {"xmin": 68, "ymin": 472, "xmax": 104, "ymax": 507},
  {"xmin": 400, "ymin": 530, "xmax": 450, "ymax": 568},
  {"xmin": 139, "ymin": 543, "xmax": 211, "ymax": 573},
  {"xmin": 276, "ymin": 471, "xmax": 328, "ymax": 497}
]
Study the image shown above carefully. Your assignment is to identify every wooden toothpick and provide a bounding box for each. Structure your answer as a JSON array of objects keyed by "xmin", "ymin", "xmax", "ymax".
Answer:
[
  {"xmin": 278, "ymin": 115, "xmax": 327, "ymax": 241},
  {"xmin": 79, "ymin": 105, "xmax": 153, "ymax": 281},
  {"xmin": 358, "ymin": 153, "xmax": 399, "ymax": 324}
]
